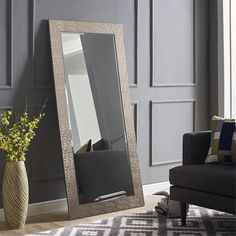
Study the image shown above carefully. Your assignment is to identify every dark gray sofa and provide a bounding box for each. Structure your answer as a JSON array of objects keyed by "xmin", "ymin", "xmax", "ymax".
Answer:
[{"xmin": 169, "ymin": 131, "xmax": 236, "ymax": 225}]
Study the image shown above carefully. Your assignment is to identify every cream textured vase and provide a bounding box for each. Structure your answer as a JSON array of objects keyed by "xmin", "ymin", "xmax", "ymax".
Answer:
[{"xmin": 2, "ymin": 161, "xmax": 29, "ymax": 229}]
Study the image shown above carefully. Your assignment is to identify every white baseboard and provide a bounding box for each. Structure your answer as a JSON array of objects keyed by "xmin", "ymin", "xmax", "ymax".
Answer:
[
  {"xmin": 0, "ymin": 198, "xmax": 68, "ymax": 222},
  {"xmin": 0, "ymin": 181, "xmax": 170, "ymax": 222},
  {"xmin": 143, "ymin": 181, "xmax": 170, "ymax": 196}
]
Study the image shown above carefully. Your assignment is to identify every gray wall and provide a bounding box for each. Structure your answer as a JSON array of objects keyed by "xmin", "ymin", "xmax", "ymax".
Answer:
[
  {"xmin": 134, "ymin": 0, "xmax": 209, "ymax": 184},
  {"xmin": 0, "ymin": 0, "xmax": 210, "ymax": 205}
]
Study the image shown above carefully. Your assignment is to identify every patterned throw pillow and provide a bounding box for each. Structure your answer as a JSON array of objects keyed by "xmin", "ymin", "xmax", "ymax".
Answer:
[{"xmin": 205, "ymin": 116, "xmax": 235, "ymax": 163}]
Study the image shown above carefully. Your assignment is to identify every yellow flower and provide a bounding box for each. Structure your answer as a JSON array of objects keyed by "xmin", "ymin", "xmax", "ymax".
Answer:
[{"xmin": 0, "ymin": 107, "xmax": 45, "ymax": 162}]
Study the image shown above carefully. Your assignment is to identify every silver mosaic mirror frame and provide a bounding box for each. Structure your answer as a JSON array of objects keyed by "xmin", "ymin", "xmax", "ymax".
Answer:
[{"xmin": 49, "ymin": 20, "xmax": 144, "ymax": 220}]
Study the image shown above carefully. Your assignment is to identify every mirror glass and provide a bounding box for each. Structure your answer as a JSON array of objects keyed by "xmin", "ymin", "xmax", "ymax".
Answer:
[{"xmin": 60, "ymin": 32, "xmax": 134, "ymax": 204}]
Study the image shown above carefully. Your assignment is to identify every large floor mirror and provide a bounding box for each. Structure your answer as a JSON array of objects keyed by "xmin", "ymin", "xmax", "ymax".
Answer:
[{"xmin": 49, "ymin": 20, "xmax": 144, "ymax": 219}]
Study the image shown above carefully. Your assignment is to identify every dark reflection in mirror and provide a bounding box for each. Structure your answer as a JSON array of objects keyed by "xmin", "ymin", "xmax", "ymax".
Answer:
[{"xmin": 61, "ymin": 32, "xmax": 134, "ymax": 204}]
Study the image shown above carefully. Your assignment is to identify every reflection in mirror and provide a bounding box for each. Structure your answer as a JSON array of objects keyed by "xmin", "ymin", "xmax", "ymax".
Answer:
[{"xmin": 61, "ymin": 32, "xmax": 134, "ymax": 204}]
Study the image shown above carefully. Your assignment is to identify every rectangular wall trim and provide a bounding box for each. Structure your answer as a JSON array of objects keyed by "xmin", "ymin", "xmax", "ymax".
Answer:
[
  {"xmin": 129, "ymin": 0, "xmax": 139, "ymax": 87},
  {"xmin": 0, "ymin": 0, "xmax": 13, "ymax": 89},
  {"xmin": 131, "ymin": 101, "xmax": 138, "ymax": 139},
  {"xmin": 150, "ymin": 0, "xmax": 196, "ymax": 87},
  {"xmin": 150, "ymin": 99, "xmax": 195, "ymax": 166}
]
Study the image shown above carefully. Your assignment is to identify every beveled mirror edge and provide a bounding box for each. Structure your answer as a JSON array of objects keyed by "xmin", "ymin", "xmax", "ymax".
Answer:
[{"xmin": 49, "ymin": 19, "xmax": 144, "ymax": 220}]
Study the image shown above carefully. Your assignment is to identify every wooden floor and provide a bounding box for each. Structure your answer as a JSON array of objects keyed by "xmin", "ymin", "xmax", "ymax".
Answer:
[{"xmin": 0, "ymin": 195, "xmax": 160, "ymax": 236}]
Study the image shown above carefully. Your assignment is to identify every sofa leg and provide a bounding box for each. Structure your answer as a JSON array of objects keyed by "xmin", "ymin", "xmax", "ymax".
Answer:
[{"xmin": 180, "ymin": 202, "xmax": 187, "ymax": 226}]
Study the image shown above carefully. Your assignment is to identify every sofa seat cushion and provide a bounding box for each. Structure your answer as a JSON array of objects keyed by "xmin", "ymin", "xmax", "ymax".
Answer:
[{"xmin": 169, "ymin": 164, "xmax": 236, "ymax": 197}]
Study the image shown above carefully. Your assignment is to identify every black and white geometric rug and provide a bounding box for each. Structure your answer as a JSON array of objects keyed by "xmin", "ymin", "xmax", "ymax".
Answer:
[{"xmin": 26, "ymin": 205, "xmax": 236, "ymax": 236}]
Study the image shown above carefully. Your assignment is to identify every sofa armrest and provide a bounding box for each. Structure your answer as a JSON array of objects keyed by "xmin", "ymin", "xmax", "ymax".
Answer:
[{"xmin": 183, "ymin": 131, "xmax": 211, "ymax": 165}]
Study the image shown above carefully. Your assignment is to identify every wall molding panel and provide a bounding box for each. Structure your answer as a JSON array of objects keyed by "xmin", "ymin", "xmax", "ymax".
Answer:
[
  {"xmin": 0, "ymin": 0, "xmax": 13, "ymax": 89},
  {"xmin": 129, "ymin": 0, "xmax": 139, "ymax": 88},
  {"xmin": 150, "ymin": 0, "xmax": 196, "ymax": 87},
  {"xmin": 131, "ymin": 101, "xmax": 138, "ymax": 139},
  {"xmin": 150, "ymin": 99, "xmax": 195, "ymax": 166}
]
